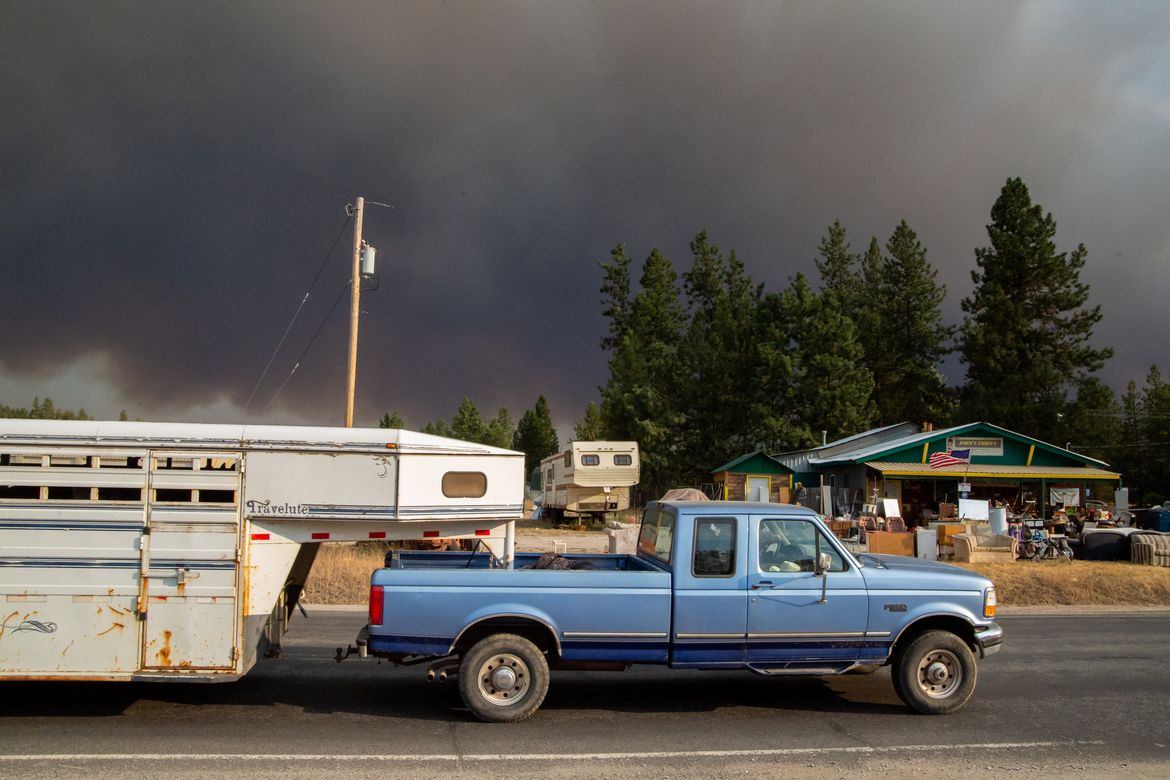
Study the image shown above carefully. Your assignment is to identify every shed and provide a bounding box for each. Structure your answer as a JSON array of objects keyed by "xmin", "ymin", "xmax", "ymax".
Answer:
[{"xmin": 711, "ymin": 450, "xmax": 794, "ymax": 503}]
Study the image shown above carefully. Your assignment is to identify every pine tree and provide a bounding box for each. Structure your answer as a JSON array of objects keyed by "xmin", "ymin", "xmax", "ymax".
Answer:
[
  {"xmin": 422, "ymin": 419, "xmax": 452, "ymax": 438},
  {"xmin": 378, "ymin": 411, "xmax": 406, "ymax": 429},
  {"xmin": 600, "ymin": 247, "xmax": 686, "ymax": 494},
  {"xmin": 960, "ymin": 177, "xmax": 1112, "ymax": 441},
  {"xmin": 779, "ymin": 274, "xmax": 874, "ymax": 445},
  {"xmin": 873, "ymin": 221, "xmax": 954, "ymax": 425},
  {"xmin": 599, "ymin": 244, "xmax": 633, "ymax": 352},
  {"xmin": 1139, "ymin": 365, "xmax": 1170, "ymax": 502},
  {"xmin": 677, "ymin": 231, "xmax": 761, "ymax": 477},
  {"xmin": 482, "ymin": 407, "xmax": 516, "ymax": 450},
  {"xmin": 750, "ymin": 291, "xmax": 804, "ymax": 451},
  {"xmin": 1063, "ymin": 377, "xmax": 1120, "ymax": 463},
  {"xmin": 513, "ymin": 396, "xmax": 559, "ymax": 476},
  {"xmin": 573, "ymin": 401, "xmax": 603, "ymax": 441},
  {"xmin": 814, "ymin": 219, "xmax": 859, "ymax": 310},
  {"xmin": 450, "ymin": 397, "xmax": 485, "ymax": 443}
]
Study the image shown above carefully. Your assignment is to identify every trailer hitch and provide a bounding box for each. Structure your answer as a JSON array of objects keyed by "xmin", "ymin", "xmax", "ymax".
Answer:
[{"xmin": 335, "ymin": 626, "xmax": 369, "ymax": 662}]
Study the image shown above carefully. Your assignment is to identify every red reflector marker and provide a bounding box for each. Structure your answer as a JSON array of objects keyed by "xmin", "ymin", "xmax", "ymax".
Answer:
[
  {"xmin": 311, "ymin": 532, "xmax": 330, "ymax": 540},
  {"xmin": 251, "ymin": 533, "xmax": 270, "ymax": 541},
  {"xmin": 368, "ymin": 531, "xmax": 386, "ymax": 539},
  {"xmin": 423, "ymin": 530, "xmax": 440, "ymax": 538},
  {"xmin": 475, "ymin": 529, "xmax": 490, "ymax": 536}
]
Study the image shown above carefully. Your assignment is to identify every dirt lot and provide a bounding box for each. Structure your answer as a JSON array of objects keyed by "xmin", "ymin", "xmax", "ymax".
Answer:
[{"xmin": 302, "ymin": 526, "xmax": 1170, "ymax": 607}]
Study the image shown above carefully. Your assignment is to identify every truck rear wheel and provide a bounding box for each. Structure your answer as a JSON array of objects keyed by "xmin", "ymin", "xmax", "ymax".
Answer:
[
  {"xmin": 894, "ymin": 630, "xmax": 976, "ymax": 715},
  {"xmin": 459, "ymin": 633, "xmax": 550, "ymax": 722}
]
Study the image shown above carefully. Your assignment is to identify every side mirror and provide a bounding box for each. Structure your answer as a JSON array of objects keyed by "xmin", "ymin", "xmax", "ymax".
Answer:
[
  {"xmin": 816, "ymin": 552, "xmax": 832, "ymax": 575},
  {"xmin": 816, "ymin": 552, "xmax": 832, "ymax": 604}
]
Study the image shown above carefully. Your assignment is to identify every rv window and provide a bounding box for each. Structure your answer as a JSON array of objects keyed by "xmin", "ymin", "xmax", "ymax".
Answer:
[
  {"xmin": 581, "ymin": 454, "xmax": 600, "ymax": 466},
  {"xmin": 613, "ymin": 454, "xmax": 632, "ymax": 466},
  {"xmin": 442, "ymin": 471, "xmax": 488, "ymax": 498}
]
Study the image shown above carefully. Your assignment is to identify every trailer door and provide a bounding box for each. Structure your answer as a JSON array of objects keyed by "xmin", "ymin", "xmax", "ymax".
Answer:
[{"xmin": 140, "ymin": 452, "xmax": 242, "ymax": 671}]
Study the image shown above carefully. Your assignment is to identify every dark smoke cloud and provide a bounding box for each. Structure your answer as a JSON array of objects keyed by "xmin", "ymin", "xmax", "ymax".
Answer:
[{"xmin": 1, "ymin": 1, "xmax": 1168, "ymax": 432}]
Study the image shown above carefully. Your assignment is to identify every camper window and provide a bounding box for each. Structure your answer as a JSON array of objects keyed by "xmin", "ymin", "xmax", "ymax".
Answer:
[
  {"xmin": 581, "ymin": 454, "xmax": 600, "ymax": 466},
  {"xmin": 442, "ymin": 471, "xmax": 488, "ymax": 498},
  {"xmin": 613, "ymin": 454, "xmax": 632, "ymax": 466}
]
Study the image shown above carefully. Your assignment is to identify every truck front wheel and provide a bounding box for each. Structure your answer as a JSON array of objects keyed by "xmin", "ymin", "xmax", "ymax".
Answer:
[
  {"xmin": 459, "ymin": 633, "xmax": 550, "ymax": 722},
  {"xmin": 894, "ymin": 630, "xmax": 976, "ymax": 715}
]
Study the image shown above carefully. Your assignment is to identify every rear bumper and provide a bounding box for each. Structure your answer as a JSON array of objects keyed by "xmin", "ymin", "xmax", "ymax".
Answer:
[{"xmin": 974, "ymin": 622, "xmax": 1004, "ymax": 657}]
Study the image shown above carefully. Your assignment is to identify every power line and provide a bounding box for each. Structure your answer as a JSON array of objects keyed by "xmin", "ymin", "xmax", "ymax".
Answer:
[
  {"xmin": 261, "ymin": 281, "xmax": 351, "ymax": 417},
  {"xmin": 243, "ymin": 214, "xmax": 353, "ymax": 414}
]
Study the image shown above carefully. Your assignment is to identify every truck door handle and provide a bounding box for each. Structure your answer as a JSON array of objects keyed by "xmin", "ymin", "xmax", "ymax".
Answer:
[{"xmin": 752, "ymin": 580, "xmax": 775, "ymax": 589}]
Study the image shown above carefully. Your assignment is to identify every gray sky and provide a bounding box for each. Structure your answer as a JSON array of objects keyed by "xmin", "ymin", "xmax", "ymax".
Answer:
[{"xmin": 1, "ymin": 0, "xmax": 1168, "ymax": 437}]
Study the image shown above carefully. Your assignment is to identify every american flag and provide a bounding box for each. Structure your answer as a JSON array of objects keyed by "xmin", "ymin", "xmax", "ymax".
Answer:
[{"xmin": 929, "ymin": 449, "xmax": 971, "ymax": 469}]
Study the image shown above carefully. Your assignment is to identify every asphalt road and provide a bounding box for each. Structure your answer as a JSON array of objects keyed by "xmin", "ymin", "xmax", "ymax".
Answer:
[{"xmin": 2, "ymin": 609, "xmax": 1168, "ymax": 778}]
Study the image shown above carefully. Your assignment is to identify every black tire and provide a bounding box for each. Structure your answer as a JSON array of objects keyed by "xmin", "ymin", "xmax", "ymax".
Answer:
[
  {"xmin": 458, "ymin": 633, "xmax": 550, "ymax": 723},
  {"xmin": 889, "ymin": 648, "xmax": 907, "ymax": 702},
  {"xmin": 893, "ymin": 630, "xmax": 977, "ymax": 715}
]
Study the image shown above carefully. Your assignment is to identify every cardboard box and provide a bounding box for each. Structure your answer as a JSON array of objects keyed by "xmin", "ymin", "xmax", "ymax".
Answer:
[{"xmin": 866, "ymin": 531, "xmax": 915, "ymax": 556}]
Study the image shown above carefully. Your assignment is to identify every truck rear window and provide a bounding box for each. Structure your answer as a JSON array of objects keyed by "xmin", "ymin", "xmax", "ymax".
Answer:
[{"xmin": 637, "ymin": 508, "xmax": 674, "ymax": 565}]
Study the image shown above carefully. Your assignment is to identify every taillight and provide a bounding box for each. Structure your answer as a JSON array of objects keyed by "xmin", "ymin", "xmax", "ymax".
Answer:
[
  {"xmin": 983, "ymin": 586, "xmax": 997, "ymax": 618},
  {"xmin": 369, "ymin": 585, "xmax": 384, "ymax": 625}
]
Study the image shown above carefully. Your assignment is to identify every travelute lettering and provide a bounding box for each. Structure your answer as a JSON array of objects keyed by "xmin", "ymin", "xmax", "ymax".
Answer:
[{"xmin": 246, "ymin": 499, "xmax": 311, "ymax": 516}]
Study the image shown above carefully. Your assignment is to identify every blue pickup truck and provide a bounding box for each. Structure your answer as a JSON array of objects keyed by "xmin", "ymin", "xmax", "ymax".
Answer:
[{"xmin": 363, "ymin": 500, "xmax": 1002, "ymax": 722}]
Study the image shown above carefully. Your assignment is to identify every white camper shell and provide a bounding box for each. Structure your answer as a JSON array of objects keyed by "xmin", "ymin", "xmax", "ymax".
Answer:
[
  {"xmin": 540, "ymin": 441, "xmax": 639, "ymax": 520},
  {"xmin": 0, "ymin": 420, "xmax": 523, "ymax": 681}
]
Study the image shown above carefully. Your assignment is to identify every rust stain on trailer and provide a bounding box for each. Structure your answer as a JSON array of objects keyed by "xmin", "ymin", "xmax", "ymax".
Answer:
[
  {"xmin": 156, "ymin": 629, "xmax": 173, "ymax": 667},
  {"xmin": 96, "ymin": 622, "xmax": 125, "ymax": 638}
]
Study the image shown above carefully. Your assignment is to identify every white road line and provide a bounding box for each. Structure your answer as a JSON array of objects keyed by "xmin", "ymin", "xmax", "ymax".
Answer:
[{"xmin": 0, "ymin": 740, "xmax": 1105, "ymax": 762}]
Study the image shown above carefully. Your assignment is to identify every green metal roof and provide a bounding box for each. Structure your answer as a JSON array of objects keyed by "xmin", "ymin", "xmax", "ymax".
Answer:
[{"xmin": 711, "ymin": 449, "xmax": 793, "ymax": 475}]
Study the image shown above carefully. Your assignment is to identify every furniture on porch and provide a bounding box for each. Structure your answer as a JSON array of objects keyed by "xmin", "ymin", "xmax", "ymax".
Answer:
[{"xmin": 952, "ymin": 524, "xmax": 1018, "ymax": 563}]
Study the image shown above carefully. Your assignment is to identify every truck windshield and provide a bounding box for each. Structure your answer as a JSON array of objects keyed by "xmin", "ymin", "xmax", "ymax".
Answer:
[{"xmin": 637, "ymin": 508, "xmax": 674, "ymax": 565}]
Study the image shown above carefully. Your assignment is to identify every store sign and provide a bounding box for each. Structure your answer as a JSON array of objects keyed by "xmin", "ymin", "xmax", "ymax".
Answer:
[
  {"xmin": 948, "ymin": 436, "xmax": 1003, "ymax": 457},
  {"xmin": 958, "ymin": 482, "xmax": 972, "ymax": 493}
]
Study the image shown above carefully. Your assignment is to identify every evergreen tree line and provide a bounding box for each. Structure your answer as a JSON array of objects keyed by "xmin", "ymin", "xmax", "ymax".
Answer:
[
  {"xmin": 0, "ymin": 397, "xmax": 120, "ymax": 421},
  {"xmin": 588, "ymin": 177, "xmax": 1163, "ymax": 502}
]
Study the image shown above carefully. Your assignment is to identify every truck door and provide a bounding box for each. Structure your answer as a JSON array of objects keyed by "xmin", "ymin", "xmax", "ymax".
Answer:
[
  {"xmin": 746, "ymin": 515, "xmax": 872, "ymax": 667},
  {"xmin": 671, "ymin": 515, "xmax": 747, "ymax": 666},
  {"xmin": 140, "ymin": 451, "xmax": 242, "ymax": 671}
]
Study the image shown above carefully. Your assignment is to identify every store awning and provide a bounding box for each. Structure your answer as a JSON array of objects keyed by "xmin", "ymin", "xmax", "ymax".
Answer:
[{"xmin": 866, "ymin": 461, "xmax": 1121, "ymax": 480}]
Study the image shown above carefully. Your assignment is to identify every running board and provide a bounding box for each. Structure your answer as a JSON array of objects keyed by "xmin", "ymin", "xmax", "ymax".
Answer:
[{"xmin": 747, "ymin": 662, "xmax": 858, "ymax": 676}]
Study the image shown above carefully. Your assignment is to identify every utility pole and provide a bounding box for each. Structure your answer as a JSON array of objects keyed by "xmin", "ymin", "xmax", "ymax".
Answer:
[{"xmin": 345, "ymin": 196, "xmax": 365, "ymax": 428}]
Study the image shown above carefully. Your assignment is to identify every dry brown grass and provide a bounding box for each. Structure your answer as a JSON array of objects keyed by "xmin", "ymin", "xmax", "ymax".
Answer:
[
  {"xmin": 957, "ymin": 560, "xmax": 1170, "ymax": 606},
  {"xmin": 302, "ymin": 544, "xmax": 386, "ymax": 605},
  {"xmin": 301, "ymin": 542, "xmax": 1170, "ymax": 607}
]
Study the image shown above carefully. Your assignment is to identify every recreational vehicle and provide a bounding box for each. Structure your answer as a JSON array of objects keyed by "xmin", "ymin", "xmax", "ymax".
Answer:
[
  {"xmin": 0, "ymin": 419, "xmax": 523, "ymax": 681},
  {"xmin": 539, "ymin": 441, "xmax": 639, "ymax": 521}
]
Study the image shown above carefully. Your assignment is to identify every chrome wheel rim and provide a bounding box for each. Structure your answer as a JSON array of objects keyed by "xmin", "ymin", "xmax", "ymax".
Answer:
[
  {"xmin": 476, "ymin": 653, "xmax": 531, "ymax": 707},
  {"xmin": 916, "ymin": 649, "xmax": 962, "ymax": 699}
]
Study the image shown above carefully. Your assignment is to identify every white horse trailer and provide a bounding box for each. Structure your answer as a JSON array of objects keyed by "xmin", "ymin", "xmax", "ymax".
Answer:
[
  {"xmin": 0, "ymin": 419, "xmax": 523, "ymax": 681},
  {"xmin": 540, "ymin": 441, "xmax": 639, "ymax": 521}
]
